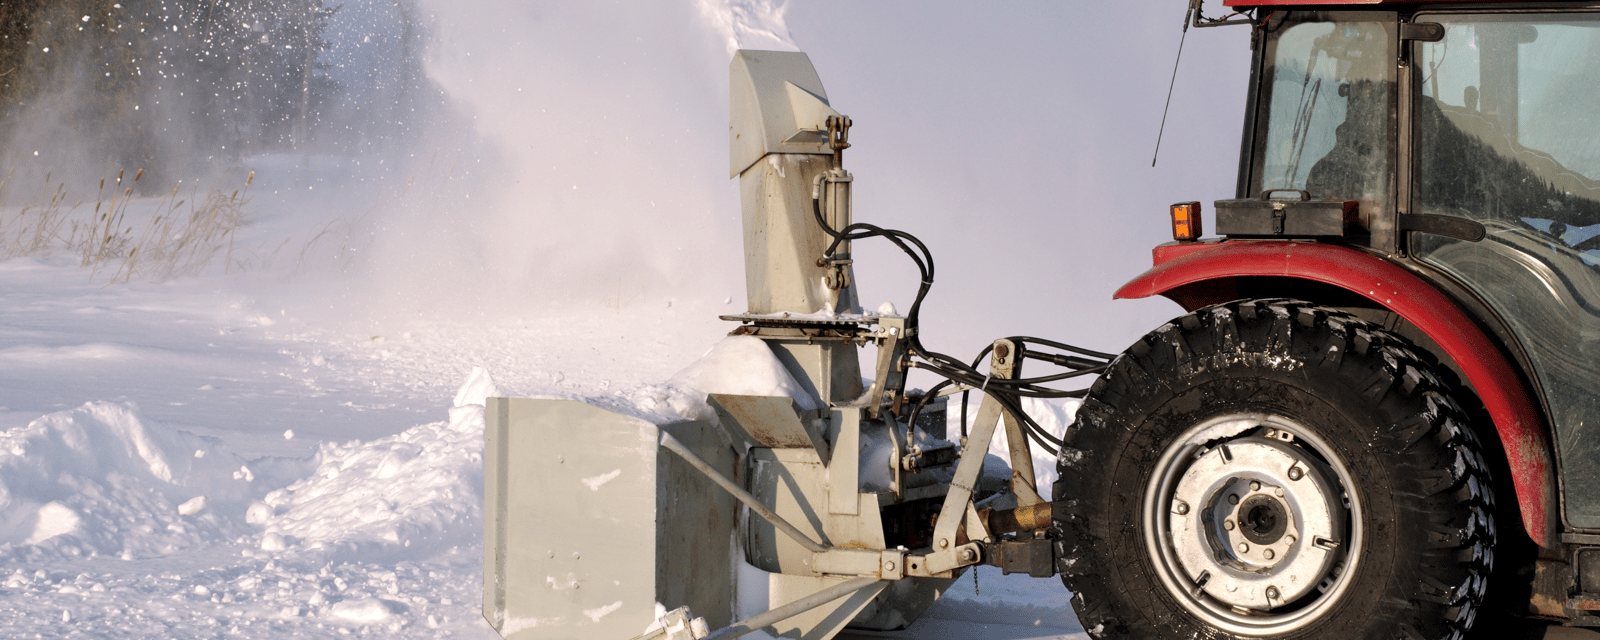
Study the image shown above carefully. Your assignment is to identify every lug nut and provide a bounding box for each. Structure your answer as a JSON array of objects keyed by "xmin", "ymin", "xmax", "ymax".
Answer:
[
  {"xmin": 1237, "ymin": 542, "xmax": 1249, "ymax": 553},
  {"xmin": 1224, "ymin": 519, "xmax": 1235, "ymax": 531},
  {"xmin": 1288, "ymin": 466, "xmax": 1304, "ymax": 481},
  {"xmin": 1174, "ymin": 501, "xmax": 1189, "ymax": 515},
  {"xmin": 1263, "ymin": 549, "xmax": 1275, "ymax": 560},
  {"xmin": 1266, "ymin": 586, "xmax": 1280, "ymax": 600},
  {"xmin": 1228, "ymin": 494, "xmax": 1240, "ymax": 505},
  {"xmin": 1249, "ymin": 480, "xmax": 1261, "ymax": 492}
]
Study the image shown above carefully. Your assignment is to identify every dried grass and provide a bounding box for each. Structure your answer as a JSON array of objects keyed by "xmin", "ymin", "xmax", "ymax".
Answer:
[{"xmin": 0, "ymin": 168, "xmax": 256, "ymax": 283}]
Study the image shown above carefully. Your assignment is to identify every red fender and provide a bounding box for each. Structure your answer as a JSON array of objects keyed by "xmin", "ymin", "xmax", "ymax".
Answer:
[{"xmin": 1116, "ymin": 241, "xmax": 1558, "ymax": 548}]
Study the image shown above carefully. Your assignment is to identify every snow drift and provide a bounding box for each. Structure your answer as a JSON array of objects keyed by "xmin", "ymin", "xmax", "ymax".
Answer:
[
  {"xmin": 251, "ymin": 367, "xmax": 496, "ymax": 561},
  {"xmin": 0, "ymin": 401, "xmax": 266, "ymax": 559},
  {"xmin": 0, "ymin": 368, "xmax": 499, "ymax": 568}
]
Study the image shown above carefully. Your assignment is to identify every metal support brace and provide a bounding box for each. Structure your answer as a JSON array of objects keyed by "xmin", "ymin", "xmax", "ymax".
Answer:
[
  {"xmin": 989, "ymin": 340, "xmax": 1044, "ymax": 507},
  {"xmin": 663, "ymin": 430, "xmax": 915, "ymax": 581},
  {"xmin": 703, "ymin": 577, "xmax": 884, "ymax": 640},
  {"xmin": 924, "ymin": 338, "xmax": 1050, "ymax": 573},
  {"xmin": 659, "ymin": 431, "xmax": 829, "ymax": 553},
  {"xmin": 864, "ymin": 316, "xmax": 911, "ymax": 420}
]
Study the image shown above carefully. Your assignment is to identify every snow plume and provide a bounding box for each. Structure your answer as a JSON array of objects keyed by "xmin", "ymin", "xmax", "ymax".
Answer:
[
  {"xmin": 326, "ymin": 0, "xmax": 745, "ymax": 322},
  {"xmin": 0, "ymin": 401, "xmax": 272, "ymax": 560},
  {"xmin": 698, "ymin": 0, "xmax": 800, "ymax": 57}
]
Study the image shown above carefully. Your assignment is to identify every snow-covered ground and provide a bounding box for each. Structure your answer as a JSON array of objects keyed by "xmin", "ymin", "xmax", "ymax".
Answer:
[{"xmin": 0, "ymin": 248, "xmax": 1086, "ymax": 639}]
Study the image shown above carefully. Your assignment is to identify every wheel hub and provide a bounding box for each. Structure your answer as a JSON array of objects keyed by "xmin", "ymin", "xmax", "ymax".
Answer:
[{"xmin": 1166, "ymin": 431, "xmax": 1347, "ymax": 612}]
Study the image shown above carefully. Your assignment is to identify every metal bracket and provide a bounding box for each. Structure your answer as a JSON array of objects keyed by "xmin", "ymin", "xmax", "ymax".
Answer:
[
  {"xmin": 991, "ymin": 538, "xmax": 1057, "ymax": 578},
  {"xmin": 988, "ymin": 340, "xmax": 1045, "ymax": 506},
  {"xmin": 1188, "ymin": 0, "xmax": 1254, "ymax": 29},
  {"xmin": 919, "ymin": 542, "xmax": 983, "ymax": 576},
  {"xmin": 864, "ymin": 316, "xmax": 910, "ymax": 421},
  {"xmin": 880, "ymin": 549, "xmax": 906, "ymax": 580},
  {"xmin": 927, "ymin": 338, "xmax": 1044, "ymax": 559},
  {"xmin": 812, "ymin": 548, "xmax": 906, "ymax": 579},
  {"xmin": 629, "ymin": 606, "xmax": 709, "ymax": 640}
]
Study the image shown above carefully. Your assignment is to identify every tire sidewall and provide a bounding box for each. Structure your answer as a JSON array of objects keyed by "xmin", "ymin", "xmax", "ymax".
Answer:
[
  {"xmin": 1058, "ymin": 302, "xmax": 1487, "ymax": 640},
  {"xmin": 1100, "ymin": 375, "xmax": 1401, "ymax": 638}
]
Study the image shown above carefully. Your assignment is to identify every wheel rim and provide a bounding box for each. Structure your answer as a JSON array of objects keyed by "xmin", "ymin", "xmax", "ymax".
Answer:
[{"xmin": 1142, "ymin": 413, "xmax": 1363, "ymax": 636}]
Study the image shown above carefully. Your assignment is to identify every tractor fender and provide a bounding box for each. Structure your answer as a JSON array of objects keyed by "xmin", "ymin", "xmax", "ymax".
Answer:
[{"xmin": 1115, "ymin": 240, "xmax": 1558, "ymax": 548}]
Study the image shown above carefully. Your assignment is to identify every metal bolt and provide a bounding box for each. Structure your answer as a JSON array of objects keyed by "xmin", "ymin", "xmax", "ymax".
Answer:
[
  {"xmin": 1286, "ymin": 535, "xmax": 1296, "ymax": 546},
  {"xmin": 1249, "ymin": 480, "xmax": 1261, "ymax": 492},
  {"xmin": 1223, "ymin": 519, "xmax": 1235, "ymax": 531},
  {"xmin": 1228, "ymin": 494, "xmax": 1240, "ymax": 506},
  {"xmin": 995, "ymin": 344, "xmax": 1010, "ymax": 359},
  {"xmin": 939, "ymin": 538, "xmax": 950, "ymax": 550},
  {"xmin": 1288, "ymin": 466, "xmax": 1304, "ymax": 481},
  {"xmin": 884, "ymin": 561, "xmax": 896, "ymax": 571},
  {"xmin": 1174, "ymin": 501, "xmax": 1190, "ymax": 515},
  {"xmin": 1237, "ymin": 542, "xmax": 1249, "ymax": 553},
  {"xmin": 1275, "ymin": 487, "xmax": 1285, "ymax": 497},
  {"xmin": 1263, "ymin": 549, "xmax": 1275, "ymax": 561},
  {"xmin": 1266, "ymin": 586, "xmax": 1280, "ymax": 600},
  {"xmin": 959, "ymin": 549, "xmax": 978, "ymax": 563}
]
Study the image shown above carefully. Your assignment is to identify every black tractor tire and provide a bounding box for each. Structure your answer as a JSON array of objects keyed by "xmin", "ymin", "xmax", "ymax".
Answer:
[{"xmin": 1053, "ymin": 299, "xmax": 1495, "ymax": 640}]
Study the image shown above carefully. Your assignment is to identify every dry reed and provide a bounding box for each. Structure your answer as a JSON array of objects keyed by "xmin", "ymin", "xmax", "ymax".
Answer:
[{"xmin": 0, "ymin": 168, "xmax": 256, "ymax": 283}]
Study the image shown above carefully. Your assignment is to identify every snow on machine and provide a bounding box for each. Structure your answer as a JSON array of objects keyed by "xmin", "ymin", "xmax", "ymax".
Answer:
[{"xmin": 485, "ymin": 2, "xmax": 1600, "ymax": 638}]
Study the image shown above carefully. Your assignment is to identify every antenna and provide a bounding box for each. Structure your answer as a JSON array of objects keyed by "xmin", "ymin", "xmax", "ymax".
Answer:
[{"xmin": 1152, "ymin": 0, "xmax": 1197, "ymax": 168}]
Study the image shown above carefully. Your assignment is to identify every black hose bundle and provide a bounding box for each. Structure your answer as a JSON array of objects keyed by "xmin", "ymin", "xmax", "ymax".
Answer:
[{"xmin": 810, "ymin": 195, "xmax": 1114, "ymax": 457}]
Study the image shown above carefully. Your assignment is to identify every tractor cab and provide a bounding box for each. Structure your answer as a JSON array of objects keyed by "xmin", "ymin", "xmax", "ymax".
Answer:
[
  {"xmin": 483, "ymin": 3, "xmax": 1600, "ymax": 639},
  {"xmin": 1207, "ymin": 4, "xmax": 1600, "ymax": 532},
  {"xmin": 1093, "ymin": 2, "xmax": 1600, "ymax": 634}
]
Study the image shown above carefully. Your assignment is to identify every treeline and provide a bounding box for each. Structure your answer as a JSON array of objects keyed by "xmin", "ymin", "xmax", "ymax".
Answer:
[{"xmin": 0, "ymin": 0, "xmax": 340, "ymax": 192}]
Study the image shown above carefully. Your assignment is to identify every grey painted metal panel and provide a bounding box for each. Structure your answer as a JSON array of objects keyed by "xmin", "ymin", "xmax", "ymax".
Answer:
[
  {"xmin": 483, "ymin": 398, "xmax": 736, "ymax": 639},
  {"xmin": 730, "ymin": 50, "xmax": 841, "ymax": 178},
  {"xmin": 709, "ymin": 393, "xmax": 832, "ymax": 461},
  {"xmin": 739, "ymin": 154, "xmax": 860, "ymax": 317}
]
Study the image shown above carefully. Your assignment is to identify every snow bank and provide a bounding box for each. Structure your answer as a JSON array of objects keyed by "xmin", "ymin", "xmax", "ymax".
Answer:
[
  {"xmin": 0, "ymin": 365, "xmax": 498, "ymax": 568},
  {"xmin": 249, "ymin": 368, "xmax": 496, "ymax": 562},
  {"xmin": 670, "ymin": 336, "xmax": 819, "ymax": 409},
  {"xmin": 0, "ymin": 401, "xmax": 268, "ymax": 559},
  {"xmin": 624, "ymin": 335, "xmax": 822, "ymax": 428}
]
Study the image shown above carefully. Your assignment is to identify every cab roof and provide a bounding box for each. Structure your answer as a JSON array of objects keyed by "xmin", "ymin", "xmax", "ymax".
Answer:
[{"xmin": 1224, "ymin": 0, "xmax": 1547, "ymax": 6}]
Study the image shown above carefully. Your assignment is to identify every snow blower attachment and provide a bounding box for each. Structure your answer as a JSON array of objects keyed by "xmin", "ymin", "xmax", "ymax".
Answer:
[{"xmin": 483, "ymin": 50, "xmax": 1112, "ymax": 640}]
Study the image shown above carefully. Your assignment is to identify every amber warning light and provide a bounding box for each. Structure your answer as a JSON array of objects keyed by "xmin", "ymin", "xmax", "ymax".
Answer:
[{"xmin": 1170, "ymin": 201, "xmax": 1202, "ymax": 242}]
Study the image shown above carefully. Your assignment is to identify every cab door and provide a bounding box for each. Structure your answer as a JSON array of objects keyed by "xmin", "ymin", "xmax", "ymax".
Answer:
[{"xmin": 1408, "ymin": 12, "xmax": 1600, "ymax": 529}]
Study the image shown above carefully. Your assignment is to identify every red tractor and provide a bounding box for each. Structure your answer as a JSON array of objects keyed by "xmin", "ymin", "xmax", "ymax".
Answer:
[
  {"xmin": 480, "ymin": 3, "xmax": 1600, "ymax": 639},
  {"xmin": 1057, "ymin": 1, "xmax": 1600, "ymax": 637}
]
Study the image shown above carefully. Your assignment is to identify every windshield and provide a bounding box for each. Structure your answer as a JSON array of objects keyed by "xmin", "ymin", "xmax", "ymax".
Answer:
[{"xmin": 1251, "ymin": 13, "xmax": 1395, "ymax": 221}]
